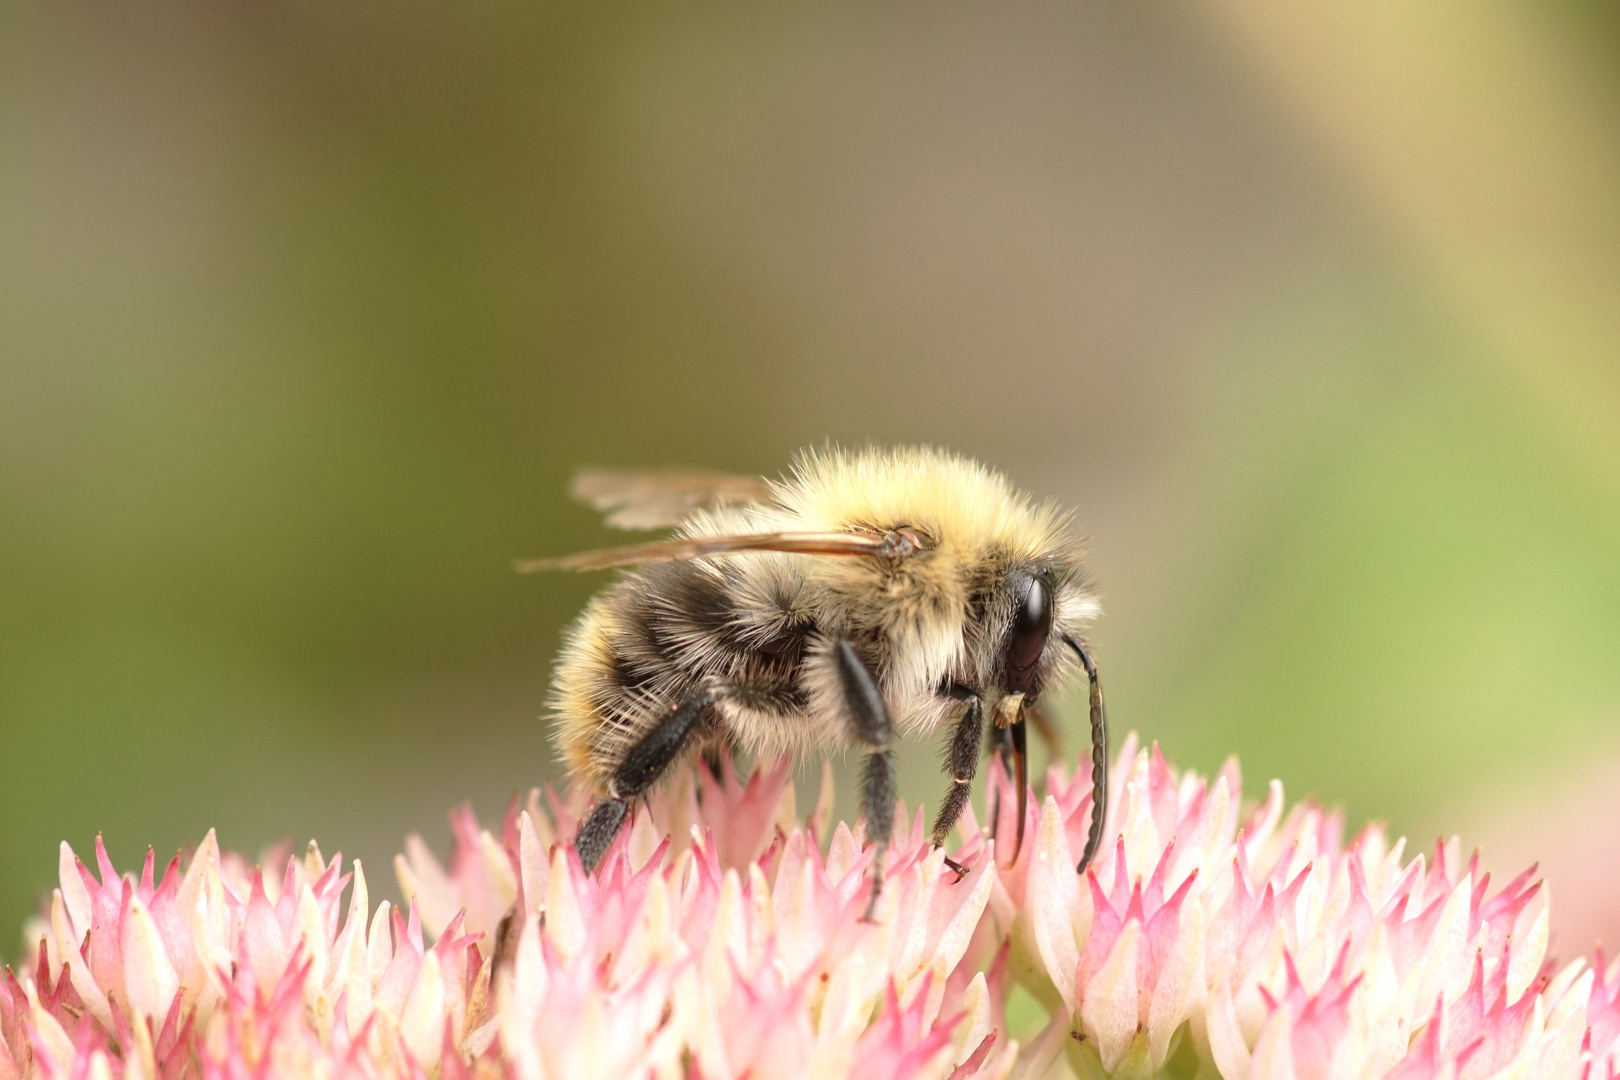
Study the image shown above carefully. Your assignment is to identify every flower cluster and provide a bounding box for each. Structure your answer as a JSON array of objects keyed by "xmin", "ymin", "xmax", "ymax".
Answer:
[{"xmin": 4, "ymin": 737, "xmax": 1618, "ymax": 1079}]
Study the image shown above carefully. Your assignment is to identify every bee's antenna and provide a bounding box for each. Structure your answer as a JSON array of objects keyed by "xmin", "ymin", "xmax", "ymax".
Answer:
[{"xmin": 1065, "ymin": 636, "xmax": 1108, "ymax": 875}]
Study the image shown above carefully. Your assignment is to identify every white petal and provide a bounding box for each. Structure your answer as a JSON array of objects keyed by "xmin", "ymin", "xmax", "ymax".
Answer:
[
  {"xmin": 933, "ymin": 847, "xmax": 995, "ymax": 978},
  {"xmin": 51, "ymin": 889, "xmax": 112, "ymax": 1025},
  {"xmin": 332, "ymin": 863, "xmax": 374, "ymax": 1032},
  {"xmin": 1248, "ymin": 1006, "xmax": 1298, "ymax": 1080},
  {"xmin": 1082, "ymin": 918, "xmax": 1142, "ymax": 1072},
  {"xmin": 399, "ymin": 949, "xmax": 446, "ymax": 1068},
  {"xmin": 122, "ymin": 894, "xmax": 180, "ymax": 1021},
  {"xmin": 464, "ymin": 1014, "xmax": 501, "ymax": 1060},
  {"xmin": 951, "ymin": 971, "xmax": 992, "ymax": 1068},
  {"xmin": 367, "ymin": 899, "xmax": 395, "ymax": 986},
  {"xmin": 1543, "ymin": 966, "xmax": 1592, "ymax": 1039},
  {"xmin": 1542, "ymin": 957, "xmax": 1588, "ymax": 1008},
  {"xmin": 124, "ymin": 999, "xmax": 157, "ymax": 1080},
  {"xmin": 1123, "ymin": 774, "xmax": 1162, "ymax": 878},
  {"xmin": 627, "ymin": 809, "xmax": 662, "ymax": 869},
  {"xmin": 499, "ymin": 914, "xmax": 547, "ymax": 1080},
  {"xmin": 1204, "ymin": 980, "xmax": 1252, "ymax": 1080},
  {"xmin": 25, "ymin": 981, "xmax": 75, "ymax": 1072},
  {"xmin": 1537, "ymin": 981, "xmax": 1595, "ymax": 1080},
  {"xmin": 517, "ymin": 811, "xmax": 549, "ymax": 917},
  {"xmin": 1148, "ymin": 886, "xmax": 1205, "ymax": 1069},
  {"xmin": 1246, "ymin": 780, "xmax": 1286, "ymax": 863},
  {"xmin": 1509, "ymin": 899, "xmax": 1550, "ymax": 1003},
  {"xmin": 819, "ymin": 946, "xmax": 873, "ymax": 1045},
  {"xmin": 746, "ymin": 862, "xmax": 774, "ymax": 968},
  {"xmin": 826, "ymin": 822, "xmax": 860, "ymax": 881},
  {"xmin": 1028, "ymin": 797, "xmax": 1082, "ymax": 1012},
  {"xmin": 181, "ymin": 831, "xmax": 229, "ymax": 1007},
  {"xmin": 295, "ymin": 885, "xmax": 330, "ymax": 1009},
  {"xmin": 892, "ymin": 856, "xmax": 937, "ymax": 979},
  {"xmin": 1186, "ymin": 773, "xmax": 1233, "ymax": 876},
  {"xmin": 613, "ymin": 871, "xmax": 672, "ymax": 984},
  {"xmin": 702, "ymin": 870, "xmax": 748, "ymax": 976},
  {"xmin": 397, "ymin": 835, "xmax": 456, "ymax": 940},
  {"xmin": 303, "ymin": 839, "xmax": 327, "ymax": 879},
  {"xmin": 1371, "ymin": 836, "xmax": 1408, "ymax": 901},
  {"xmin": 543, "ymin": 846, "xmax": 586, "ymax": 962},
  {"xmin": 85, "ymin": 1052, "xmax": 115, "ymax": 1080},
  {"xmin": 1356, "ymin": 919, "xmax": 1405, "ymax": 1068},
  {"xmin": 1406, "ymin": 872, "xmax": 1474, "ymax": 1018},
  {"xmin": 58, "ymin": 842, "xmax": 92, "ymax": 938}
]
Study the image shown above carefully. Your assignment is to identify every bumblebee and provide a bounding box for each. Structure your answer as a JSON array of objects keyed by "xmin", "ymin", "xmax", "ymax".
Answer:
[{"xmin": 518, "ymin": 446, "xmax": 1107, "ymax": 911}]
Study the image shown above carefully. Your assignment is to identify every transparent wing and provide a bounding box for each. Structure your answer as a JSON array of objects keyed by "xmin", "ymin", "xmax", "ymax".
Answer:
[
  {"xmin": 514, "ymin": 530, "xmax": 912, "ymax": 573},
  {"xmin": 570, "ymin": 467, "xmax": 774, "ymax": 531}
]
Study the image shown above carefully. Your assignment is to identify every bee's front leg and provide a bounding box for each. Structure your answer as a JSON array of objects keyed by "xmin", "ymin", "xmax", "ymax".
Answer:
[
  {"xmin": 832, "ymin": 640, "xmax": 894, "ymax": 922},
  {"xmin": 929, "ymin": 689, "xmax": 983, "ymax": 880}
]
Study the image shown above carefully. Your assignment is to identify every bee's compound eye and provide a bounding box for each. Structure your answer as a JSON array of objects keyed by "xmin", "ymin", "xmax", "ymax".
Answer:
[{"xmin": 1006, "ymin": 572, "xmax": 1053, "ymax": 678}]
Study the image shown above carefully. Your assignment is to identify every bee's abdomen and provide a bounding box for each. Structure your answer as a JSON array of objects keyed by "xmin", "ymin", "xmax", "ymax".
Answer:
[{"xmin": 552, "ymin": 560, "xmax": 815, "ymax": 789}]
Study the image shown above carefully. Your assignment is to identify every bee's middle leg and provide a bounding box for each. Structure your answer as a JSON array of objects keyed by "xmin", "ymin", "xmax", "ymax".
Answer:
[
  {"xmin": 832, "ymin": 640, "xmax": 893, "ymax": 920},
  {"xmin": 575, "ymin": 689, "xmax": 718, "ymax": 873},
  {"xmin": 929, "ymin": 690, "xmax": 983, "ymax": 878}
]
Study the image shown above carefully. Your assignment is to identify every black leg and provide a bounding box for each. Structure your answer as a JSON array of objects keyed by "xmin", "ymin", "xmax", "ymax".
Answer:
[
  {"xmin": 574, "ymin": 689, "xmax": 718, "ymax": 873},
  {"xmin": 574, "ymin": 798, "xmax": 630, "ymax": 873},
  {"xmin": 860, "ymin": 747, "xmax": 895, "ymax": 908},
  {"xmin": 615, "ymin": 690, "xmax": 718, "ymax": 797},
  {"xmin": 930, "ymin": 694, "xmax": 983, "ymax": 870},
  {"xmin": 833, "ymin": 641, "xmax": 894, "ymax": 919},
  {"xmin": 1064, "ymin": 636, "xmax": 1108, "ymax": 874},
  {"xmin": 834, "ymin": 641, "xmax": 890, "ymax": 745}
]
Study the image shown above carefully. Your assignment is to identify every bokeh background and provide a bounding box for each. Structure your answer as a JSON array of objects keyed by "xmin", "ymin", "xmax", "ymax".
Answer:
[{"xmin": 4, "ymin": 2, "xmax": 1619, "ymax": 956}]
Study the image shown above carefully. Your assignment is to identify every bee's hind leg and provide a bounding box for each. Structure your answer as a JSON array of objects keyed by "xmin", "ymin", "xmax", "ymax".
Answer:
[
  {"xmin": 574, "ymin": 689, "xmax": 719, "ymax": 873},
  {"xmin": 832, "ymin": 641, "xmax": 894, "ymax": 921},
  {"xmin": 574, "ymin": 798, "xmax": 631, "ymax": 873},
  {"xmin": 929, "ymin": 689, "xmax": 983, "ymax": 880}
]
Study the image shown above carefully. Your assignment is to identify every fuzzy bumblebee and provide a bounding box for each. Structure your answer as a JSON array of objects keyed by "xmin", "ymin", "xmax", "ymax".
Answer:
[{"xmin": 518, "ymin": 445, "xmax": 1108, "ymax": 913}]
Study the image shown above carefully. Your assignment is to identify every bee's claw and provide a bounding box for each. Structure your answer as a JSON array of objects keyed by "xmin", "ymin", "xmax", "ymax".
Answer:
[{"xmin": 942, "ymin": 854, "xmax": 971, "ymax": 881}]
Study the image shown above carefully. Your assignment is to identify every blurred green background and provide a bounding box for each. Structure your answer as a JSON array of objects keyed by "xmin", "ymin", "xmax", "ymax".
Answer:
[{"xmin": 4, "ymin": 2, "xmax": 1620, "ymax": 953}]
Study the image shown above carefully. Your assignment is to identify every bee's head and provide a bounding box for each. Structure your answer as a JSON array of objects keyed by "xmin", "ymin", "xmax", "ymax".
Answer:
[
  {"xmin": 968, "ymin": 557, "xmax": 1095, "ymax": 716},
  {"xmin": 1000, "ymin": 568, "xmax": 1054, "ymax": 697}
]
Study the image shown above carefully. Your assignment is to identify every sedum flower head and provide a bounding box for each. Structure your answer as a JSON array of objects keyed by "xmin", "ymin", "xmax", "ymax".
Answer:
[{"xmin": 3, "ymin": 737, "xmax": 1616, "ymax": 1079}]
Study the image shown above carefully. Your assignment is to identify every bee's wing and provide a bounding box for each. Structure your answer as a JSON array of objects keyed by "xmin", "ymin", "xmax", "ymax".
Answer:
[
  {"xmin": 514, "ymin": 531, "xmax": 902, "ymax": 573},
  {"xmin": 570, "ymin": 467, "xmax": 774, "ymax": 531}
]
